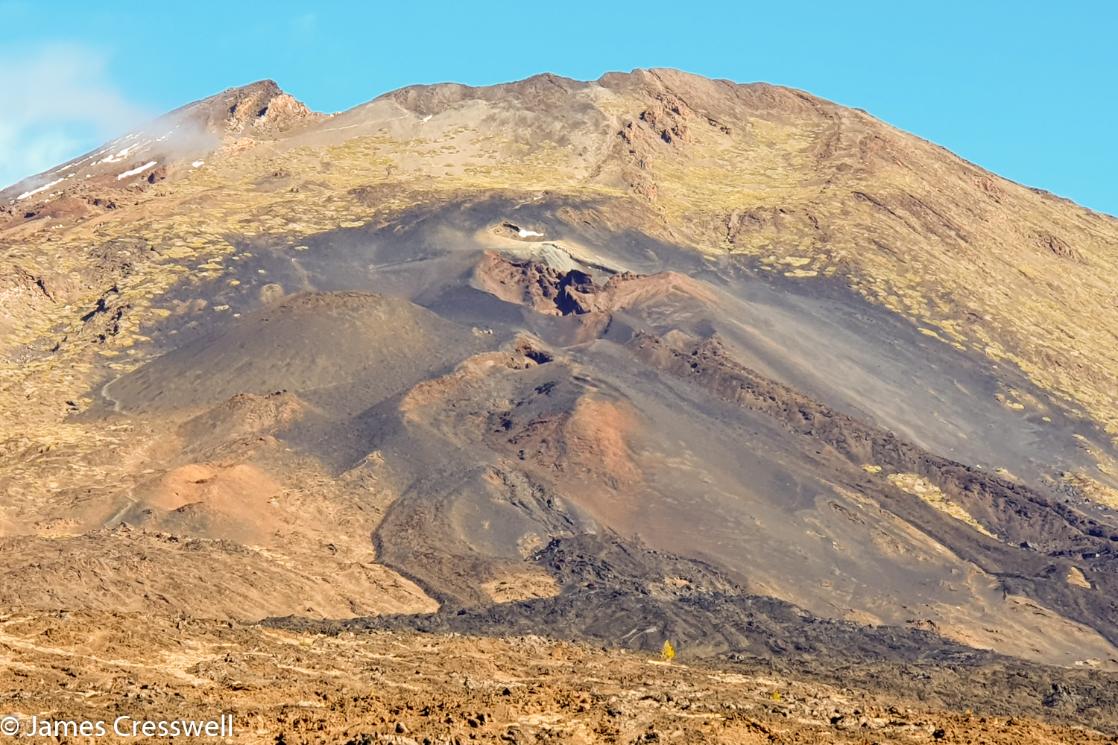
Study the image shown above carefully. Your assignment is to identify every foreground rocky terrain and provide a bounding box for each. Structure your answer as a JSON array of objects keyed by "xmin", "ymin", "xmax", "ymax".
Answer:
[
  {"xmin": 1, "ymin": 611, "xmax": 1115, "ymax": 744},
  {"xmin": 2, "ymin": 69, "xmax": 1118, "ymax": 738}
]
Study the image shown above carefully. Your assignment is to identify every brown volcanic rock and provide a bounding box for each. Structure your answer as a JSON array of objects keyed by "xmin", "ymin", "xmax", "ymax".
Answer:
[
  {"xmin": 472, "ymin": 251, "xmax": 580, "ymax": 316},
  {"xmin": 2, "ymin": 69, "xmax": 1118, "ymax": 733},
  {"xmin": 473, "ymin": 251, "xmax": 716, "ymax": 317},
  {"xmin": 0, "ymin": 528, "xmax": 436, "ymax": 620},
  {"xmin": 2, "ymin": 611, "xmax": 1115, "ymax": 744},
  {"xmin": 209, "ymin": 79, "xmax": 319, "ymax": 134}
]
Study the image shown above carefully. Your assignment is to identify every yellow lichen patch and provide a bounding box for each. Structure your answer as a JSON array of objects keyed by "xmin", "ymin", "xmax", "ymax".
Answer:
[
  {"xmin": 994, "ymin": 391, "xmax": 1026, "ymax": 411},
  {"xmin": 861, "ymin": 464, "xmax": 882, "ymax": 474},
  {"xmin": 1067, "ymin": 567, "xmax": 1092, "ymax": 589},
  {"xmin": 886, "ymin": 473, "xmax": 997, "ymax": 539}
]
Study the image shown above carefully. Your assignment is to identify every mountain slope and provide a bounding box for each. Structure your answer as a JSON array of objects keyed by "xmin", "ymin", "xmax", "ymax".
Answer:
[{"xmin": 1, "ymin": 70, "xmax": 1117, "ymax": 684}]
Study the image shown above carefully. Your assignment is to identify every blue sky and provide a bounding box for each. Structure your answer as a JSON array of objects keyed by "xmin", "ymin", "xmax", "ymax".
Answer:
[{"xmin": 2, "ymin": 1, "xmax": 1115, "ymax": 215}]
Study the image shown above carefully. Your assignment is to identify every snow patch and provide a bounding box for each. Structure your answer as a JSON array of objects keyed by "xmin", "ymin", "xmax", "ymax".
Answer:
[
  {"xmin": 191, "ymin": 160, "xmax": 205, "ymax": 168},
  {"xmin": 117, "ymin": 161, "xmax": 158, "ymax": 180},
  {"xmin": 518, "ymin": 228, "xmax": 544, "ymax": 238},
  {"xmin": 98, "ymin": 142, "xmax": 150, "ymax": 165},
  {"xmin": 16, "ymin": 178, "xmax": 64, "ymax": 201}
]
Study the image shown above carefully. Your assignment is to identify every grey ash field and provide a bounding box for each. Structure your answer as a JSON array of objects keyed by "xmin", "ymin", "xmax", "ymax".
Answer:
[{"xmin": 2, "ymin": 70, "xmax": 1118, "ymax": 742}]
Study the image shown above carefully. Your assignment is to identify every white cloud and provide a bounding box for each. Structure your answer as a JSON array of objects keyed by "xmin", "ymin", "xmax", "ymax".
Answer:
[{"xmin": 0, "ymin": 43, "xmax": 150, "ymax": 189}]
